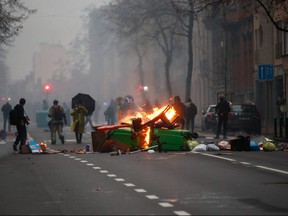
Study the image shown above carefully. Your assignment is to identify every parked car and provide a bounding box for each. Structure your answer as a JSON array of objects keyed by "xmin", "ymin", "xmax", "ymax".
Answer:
[
  {"xmin": 201, "ymin": 103, "xmax": 261, "ymax": 134},
  {"xmin": 201, "ymin": 105, "xmax": 217, "ymax": 132},
  {"xmin": 228, "ymin": 104, "xmax": 261, "ymax": 134}
]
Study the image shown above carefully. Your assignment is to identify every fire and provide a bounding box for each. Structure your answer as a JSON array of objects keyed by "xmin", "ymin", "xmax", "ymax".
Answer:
[
  {"xmin": 131, "ymin": 105, "xmax": 177, "ymax": 123},
  {"xmin": 120, "ymin": 105, "xmax": 178, "ymax": 149}
]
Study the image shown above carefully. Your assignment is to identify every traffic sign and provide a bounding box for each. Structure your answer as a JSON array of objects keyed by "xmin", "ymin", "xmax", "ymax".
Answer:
[{"xmin": 258, "ymin": 64, "xmax": 274, "ymax": 80}]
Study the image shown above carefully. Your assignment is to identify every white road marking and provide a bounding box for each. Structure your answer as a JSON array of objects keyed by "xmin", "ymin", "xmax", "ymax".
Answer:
[
  {"xmin": 240, "ymin": 161, "xmax": 251, "ymax": 165},
  {"xmin": 124, "ymin": 183, "xmax": 135, "ymax": 187},
  {"xmin": 63, "ymin": 154, "xmax": 191, "ymax": 215},
  {"xmin": 158, "ymin": 202, "xmax": 174, "ymax": 207},
  {"xmin": 174, "ymin": 210, "xmax": 191, "ymax": 216},
  {"xmin": 199, "ymin": 153, "xmax": 236, "ymax": 162},
  {"xmin": 199, "ymin": 153, "xmax": 288, "ymax": 176},
  {"xmin": 134, "ymin": 189, "xmax": 147, "ymax": 193},
  {"xmin": 100, "ymin": 170, "xmax": 108, "ymax": 173},
  {"xmin": 115, "ymin": 178, "xmax": 125, "ymax": 182},
  {"xmin": 146, "ymin": 195, "xmax": 159, "ymax": 199},
  {"xmin": 92, "ymin": 166, "xmax": 101, "ymax": 169},
  {"xmin": 255, "ymin": 165, "xmax": 288, "ymax": 175}
]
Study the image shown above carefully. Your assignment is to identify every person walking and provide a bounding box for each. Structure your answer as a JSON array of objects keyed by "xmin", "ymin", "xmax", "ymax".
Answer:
[
  {"xmin": 13, "ymin": 98, "xmax": 29, "ymax": 153},
  {"xmin": 172, "ymin": 96, "xmax": 186, "ymax": 129},
  {"xmin": 215, "ymin": 95, "xmax": 231, "ymax": 139},
  {"xmin": 1, "ymin": 101, "xmax": 12, "ymax": 132},
  {"xmin": 70, "ymin": 100, "xmax": 88, "ymax": 144},
  {"xmin": 48, "ymin": 100, "xmax": 67, "ymax": 145},
  {"xmin": 185, "ymin": 98, "xmax": 197, "ymax": 131}
]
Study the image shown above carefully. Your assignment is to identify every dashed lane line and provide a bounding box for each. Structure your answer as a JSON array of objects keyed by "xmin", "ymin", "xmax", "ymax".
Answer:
[
  {"xmin": 146, "ymin": 195, "xmax": 159, "ymax": 199},
  {"xmin": 124, "ymin": 183, "xmax": 135, "ymax": 187},
  {"xmin": 92, "ymin": 166, "xmax": 101, "ymax": 170},
  {"xmin": 134, "ymin": 188, "xmax": 147, "ymax": 193},
  {"xmin": 63, "ymin": 155, "xmax": 192, "ymax": 215},
  {"xmin": 174, "ymin": 210, "xmax": 191, "ymax": 216},
  {"xmin": 100, "ymin": 170, "xmax": 108, "ymax": 173},
  {"xmin": 159, "ymin": 202, "xmax": 174, "ymax": 207},
  {"xmin": 115, "ymin": 178, "xmax": 125, "ymax": 182}
]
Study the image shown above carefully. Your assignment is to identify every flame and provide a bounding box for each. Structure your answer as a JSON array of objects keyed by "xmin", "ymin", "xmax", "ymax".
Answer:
[
  {"xmin": 120, "ymin": 105, "xmax": 177, "ymax": 149},
  {"xmin": 138, "ymin": 126, "xmax": 150, "ymax": 149}
]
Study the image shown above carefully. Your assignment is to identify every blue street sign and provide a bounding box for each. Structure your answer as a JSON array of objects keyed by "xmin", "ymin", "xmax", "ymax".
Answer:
[{"xmin": 258, "ymin": 64, "xmax": 274, "ymax": 80}]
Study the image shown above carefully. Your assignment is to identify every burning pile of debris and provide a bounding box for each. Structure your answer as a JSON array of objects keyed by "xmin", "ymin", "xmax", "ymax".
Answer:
[{"xmin": 91, "ymin": 105, "xmax": 198, "ymax": 154}]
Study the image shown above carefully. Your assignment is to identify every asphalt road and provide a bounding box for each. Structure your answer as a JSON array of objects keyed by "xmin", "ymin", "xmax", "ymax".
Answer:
[{"xmin": 0, "ymin": 124, "xmax": 288, "ymax": 215}]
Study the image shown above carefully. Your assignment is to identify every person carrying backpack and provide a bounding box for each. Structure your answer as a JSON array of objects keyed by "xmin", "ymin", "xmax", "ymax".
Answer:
[{"xmin": 48, "ymin": 100, "xmax": 67, "ymax": 145}]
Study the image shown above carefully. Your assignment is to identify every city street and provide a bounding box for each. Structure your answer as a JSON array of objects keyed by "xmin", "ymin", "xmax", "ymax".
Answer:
[{"xmin": 0, "ymin": 124, "xmax": 288, "ymax": 215}]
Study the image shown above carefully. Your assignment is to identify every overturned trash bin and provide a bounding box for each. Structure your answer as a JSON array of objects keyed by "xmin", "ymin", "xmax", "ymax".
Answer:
[{"xmin": 91, "ymin": 125, "xmax": 134, "ymax": 153}]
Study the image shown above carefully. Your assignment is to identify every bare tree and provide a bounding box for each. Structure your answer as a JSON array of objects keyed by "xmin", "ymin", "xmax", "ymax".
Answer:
[
  {"xmin": 102, "ymin": 0, "xmax": 182, "ymax": 99},
  {"xmin": 0, "ymin": 0, "xmax": 36, "ymax": 46},
  {"xmin": 184, "ymin": 0, "xmax": 288, "ymax": 32}
]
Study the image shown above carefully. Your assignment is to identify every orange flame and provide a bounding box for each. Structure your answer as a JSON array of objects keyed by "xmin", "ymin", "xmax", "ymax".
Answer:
[{"xmin": 121, "ymin": 105, "xmax": 177, "ymax": 149}]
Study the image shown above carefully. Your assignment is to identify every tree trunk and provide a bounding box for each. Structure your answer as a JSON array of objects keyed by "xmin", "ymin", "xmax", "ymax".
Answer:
[
  {"xmin": 185, "ymin": 9, "xmax": 194, "ymax": 100},
  {"xmin": 165, "ymin": 53, "xmax": 173, "ymax": 99}
]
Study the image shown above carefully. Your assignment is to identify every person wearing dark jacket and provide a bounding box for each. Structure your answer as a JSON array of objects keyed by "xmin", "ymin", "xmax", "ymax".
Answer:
[
  {"xmin": 13, "ymin": 98, "xmax": 29, "ymax": 153},
  {"xmin": 48, "ymin": 100, "xmax": 67, "ymax": 145},
  {"xmin": 172, "ymin": 96, "xmax": 186, "ymax": 129},
  {"xmin": 1, "ymin": 101, "xmax": 12, "ymax": 132},
  {"xmin": 185, "ymin": 98, "xmax": 197, "ymax": 131},
  {"xmin": 215, "ymin": 95, "xmax": 231, "ymax": 139}
]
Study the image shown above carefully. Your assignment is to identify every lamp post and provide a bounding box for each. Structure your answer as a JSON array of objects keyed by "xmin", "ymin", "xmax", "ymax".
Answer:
[{"xmin": 221, "ymin": 40, "xmax": 228, "ymax": 98}]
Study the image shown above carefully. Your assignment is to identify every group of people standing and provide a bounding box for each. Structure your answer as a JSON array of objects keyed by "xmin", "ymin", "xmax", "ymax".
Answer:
[
  {"xmin": 171, "ymin": 94, "xmax": 231, "ymax": 139},
  {"xmin": 172, "ymin": 96, "xmax": 198, "ymax": 131}
]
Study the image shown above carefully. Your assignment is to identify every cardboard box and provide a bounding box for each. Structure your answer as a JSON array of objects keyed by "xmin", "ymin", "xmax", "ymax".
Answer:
[{"xmin": 21, "ymin": 145, "xmax": 31, "ymax": 154}]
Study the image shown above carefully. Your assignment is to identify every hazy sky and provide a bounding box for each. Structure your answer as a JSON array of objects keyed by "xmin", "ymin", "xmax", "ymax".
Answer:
[{"xmin": 6, "ymin": 0, "xmax": 110, "ymax": 81}]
